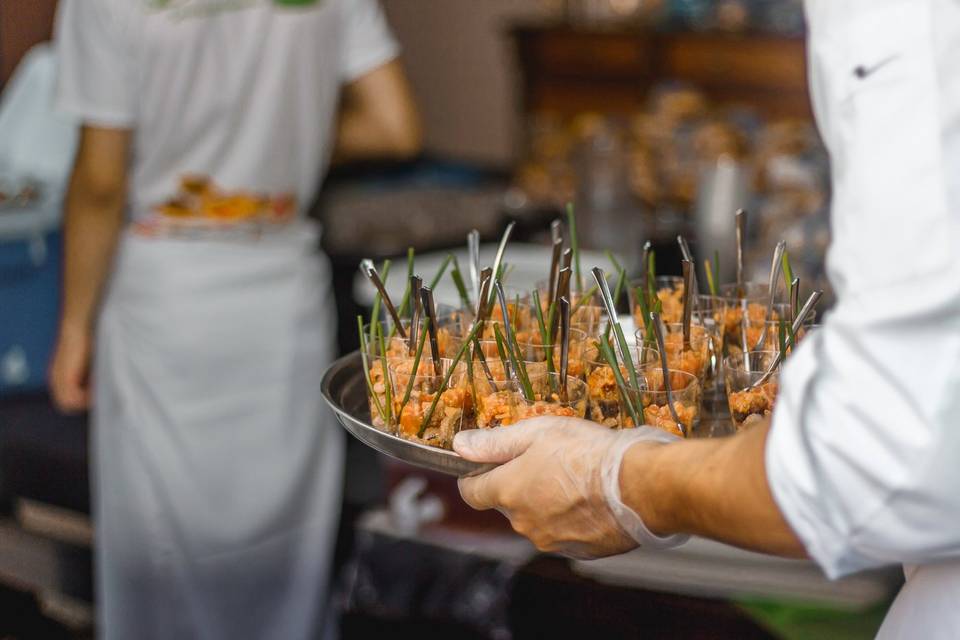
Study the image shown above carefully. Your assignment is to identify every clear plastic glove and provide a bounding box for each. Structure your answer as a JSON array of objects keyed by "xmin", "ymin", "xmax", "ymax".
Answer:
[{"xmin": 454, "ymin": 417, "xmax": 689, "ymax": 560}]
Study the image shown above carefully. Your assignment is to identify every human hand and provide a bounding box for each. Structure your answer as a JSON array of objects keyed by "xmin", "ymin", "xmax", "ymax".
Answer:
[
  {"xmin": 49, "ymin": 323, "xmax": 92, "ymax": 413},
  {"xmin": 454, "ymin": 417, "xmax": 688, "ymax": 559}
]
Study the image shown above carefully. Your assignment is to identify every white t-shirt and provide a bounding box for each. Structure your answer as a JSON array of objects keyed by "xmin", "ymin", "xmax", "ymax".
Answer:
[{"xmin": 55, "ymin": 0, "xmax": 399, "ymax": 220}]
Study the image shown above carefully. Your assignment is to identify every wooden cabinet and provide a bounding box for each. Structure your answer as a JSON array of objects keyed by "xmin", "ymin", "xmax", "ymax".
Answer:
[{"xmin": 511, "ymin": 23, "xmax": 811, "ymax": 120}]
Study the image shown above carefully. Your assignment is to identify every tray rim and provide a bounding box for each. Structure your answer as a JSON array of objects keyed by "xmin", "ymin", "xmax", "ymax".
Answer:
[{"xmin": 321, "ymin": 350, "xmax": 495, "ymax": 477}]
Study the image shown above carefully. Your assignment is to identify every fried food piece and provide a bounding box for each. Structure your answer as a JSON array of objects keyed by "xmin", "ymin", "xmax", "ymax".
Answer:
[
  {"xmin": 728, "ymin": 382, "xmax": 779, "ymax": 430},
  {"xmin": 641, "ymin": 402, "xmax": 696, "ymax": 438}
]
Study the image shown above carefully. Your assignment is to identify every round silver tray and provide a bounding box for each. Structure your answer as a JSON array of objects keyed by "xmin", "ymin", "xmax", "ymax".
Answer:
[{"xmin": 321, "ymin": 351, "xmax": 496, "ymax": 477}]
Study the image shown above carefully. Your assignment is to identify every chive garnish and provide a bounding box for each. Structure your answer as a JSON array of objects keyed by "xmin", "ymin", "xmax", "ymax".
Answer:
[
  {"xmin": 375, "ymin": 323, "xmax": 393, "ymax": 428},
  {"xmin": 357, "ymin": 315, "xmax": 386, "ymax": 422},
  {"xmin": 399, "ymin": 317, "xmax": 431, "ymax": 415},
  {"xmin": 532, "ymin": 289, "xmax": 558, "ymax": 392},
  {"xmin": 418, "ymin": 322, "xmax": 482, "ymax": 437},
  {"xmin": 450, "ymin": 261, "xmax": 472, "ymax": 310},
  {"xmin": 704, "ymin": 258, "xmax": 718, "ymax": 296},
  {"xmin": 368, "ymin": 259, "xmax": 391, "ymax": 344},
  {"xmin": 494, "ymin": 323, "xmax": 534, "ymax": 401},
  {"xmin": 429, "ymin": 254, "xmax": 453, "ymax": 290},
  {"xmin": 599, "ymin": 338, "xmax": 641, "ymax": 428}
]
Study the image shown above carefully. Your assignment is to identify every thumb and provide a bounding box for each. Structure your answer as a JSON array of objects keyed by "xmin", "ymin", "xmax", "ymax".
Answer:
[{"xmin": 454, "ymin": 419, "xmax": 551, "ymax": 464}]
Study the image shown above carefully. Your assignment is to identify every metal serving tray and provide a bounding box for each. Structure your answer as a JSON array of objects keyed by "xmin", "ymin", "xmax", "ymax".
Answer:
[{"xmin": 321, "ymin": 351, "xmax": 495, "ymax": 477}]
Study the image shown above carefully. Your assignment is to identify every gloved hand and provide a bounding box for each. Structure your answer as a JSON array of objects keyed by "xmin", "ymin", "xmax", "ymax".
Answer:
[{"xmin": 454, "ymin": 417, "xmax": 689, "ymax": 560}]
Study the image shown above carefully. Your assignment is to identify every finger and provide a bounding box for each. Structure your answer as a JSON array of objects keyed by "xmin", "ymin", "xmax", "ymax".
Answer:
[
  {"xmin": 458, "ymin": 463, "xmax": 516, "ymax": 511},
  {"xmin": 453, "ymin": 419, "xmax": 550, "ymax": 463}
]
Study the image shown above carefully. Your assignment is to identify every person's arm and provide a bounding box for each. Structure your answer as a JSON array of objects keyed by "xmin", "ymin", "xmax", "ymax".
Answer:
[
  {"xmin": 49, "ymin": 126, "xmax": 131, "ymax": 412},
  {"xmin": 333, "ymin": 59, "xmax": 421, "ymax": 162},
  {"xmin": 623, "ymin": 421, "xmax": 806, "ymax": 558},
  {"xmin": 455, "ymin": 417, "xmax": 805, "ymax": 560}
]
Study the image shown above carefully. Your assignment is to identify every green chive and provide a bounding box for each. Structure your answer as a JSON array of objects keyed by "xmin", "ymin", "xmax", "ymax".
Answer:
[
  {"xmin": 450, "ymin": 265, "xmax": 472, "ymax": 309},
  {"xmin": 599, "ymin": 338, "xmax": 641, "ymax": 428},
  {"xmin": 429, "ymin": 254, "xmax": 453, "ymax": 290},
  {"xmin": 399, "ymin": 318, "xmax": 431, "ymax": 413},
  {"xmin": 495, "ymin": 323, "xmax": 534, "ymax": 402},
  {"xmin": 704, "ymin": 258, "xmax": 718, "ymax": 296},
  {"xmin": 612, "ymin": 320, "xmax": 640, "ymax": 394},
  {"xmin": 605, "ymin": 250, "xmax": 623, "ymax": 274},
  {"xmin": 572, "ymin": 284, "xmax": 599, "ymax": 313},
  {"xmin": 368, "ymin": 259, "xmax": 391, "ymax": 344},
  {"xmin": 418, "ymin": 322, "xmax": 482, "ymax": 437},
  {"xmin": 357, "ymin": 315, "xmax": 386, "ymax": 421},
  {"xmin": 376, "ymin": 323, "xmax": 393, "ymax": 428},
  {"xmin": 532, "ymin": 290, "xmax": 558, "ymax": 392},
  {"xmin": 612, "ymin": 267, "xmax": 627, "ymax": 307},
  {"xmin": 781, "ymin": 250, "xmax": 794, "ymax": 296}
]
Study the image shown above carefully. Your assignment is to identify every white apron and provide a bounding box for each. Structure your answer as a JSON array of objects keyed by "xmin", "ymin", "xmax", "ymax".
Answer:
[{"xmin": 92, "ymin": 223, "xmax": 344, "ymax": 639}]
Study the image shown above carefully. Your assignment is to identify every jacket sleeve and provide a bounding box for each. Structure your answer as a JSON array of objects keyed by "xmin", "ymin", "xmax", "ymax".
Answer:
[{"xmin": 766, "ymin": 0, "xmax": 960, "ymax": 579}]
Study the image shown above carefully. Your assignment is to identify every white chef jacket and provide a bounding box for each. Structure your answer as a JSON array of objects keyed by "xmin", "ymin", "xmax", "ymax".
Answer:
[{"xmin": 767, "ymin": 1, "xmax": 960, "ymax": 637}]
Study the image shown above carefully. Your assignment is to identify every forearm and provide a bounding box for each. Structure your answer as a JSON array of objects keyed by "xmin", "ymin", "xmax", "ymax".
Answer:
[
  {"xmin": 333, "ymin": 59, "xmax": 422, "ymax": 163},
  {"xmin": 333, "ymin": 106, "xmax": 421, "ymax": 162},
  {"xmin": 622, "ymin": 422, "xmax": 807, "ymax": 558},
  {"xmin": 60, "ymin": 170, "xmax": 126, "ymax": 334}
]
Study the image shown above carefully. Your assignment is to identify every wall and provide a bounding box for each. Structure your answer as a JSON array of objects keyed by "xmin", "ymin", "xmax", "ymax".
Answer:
[
  {"xmin": 383, "ymin": 0, "xmax": 550, "ymax": 167},
  {"xmin": 0, "ymin": 0, "xmax": 59, "ymax": 87}
]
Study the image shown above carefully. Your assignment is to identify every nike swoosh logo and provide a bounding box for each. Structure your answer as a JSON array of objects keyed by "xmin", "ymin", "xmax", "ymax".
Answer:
[{"xmin": 853, "ymin": 55, "xmax": 900, "ymax": 80}]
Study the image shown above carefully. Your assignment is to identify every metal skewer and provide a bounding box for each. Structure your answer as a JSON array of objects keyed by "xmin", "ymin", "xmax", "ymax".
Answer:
[
  {"xmin": 550, "ymin": 218, "xmax": 563, "ymax": 245},
  {"xmin": 677, "ymin": 235, "xmax": 700, "ymax": 315},
  {"xmin": 420, "ymin": 286, "xmax": 443, "ymax": 380},
  {"xmin": 681, "ymin": 259, "xmax": 694, "ymax": 352},
  {"xmin": 748, "ymin": 290, "xmax": 823, "ymax": 390},
  {"xmin": 361, "ymin": 259, "xmax": 407, "ymax": 340},
  {"xmin": 559, "ymin": 296, "xmax": 571, "ymax": 402},
  {"xmin": 735, "ymin": 209, "xmax": 747, "ymax": 298},
  {"xmin": 467, "ymin": 229, "xmax": 481, "ymax": 305},
  {"xmin": 494, "ymin": 280, "xmax": 520, "ymax": 381},
  {"xmin": 408, "ymin": 275, "xmax": 422, "ymax": 356},
  {"xmin": 551, "ymin": 266, "xmax": 573, "ymax": 343},
  {"xmin": 790, "ymin": 277, "xmax": 800, "ymax": 324},
  {"xmin": 651, "ymin": 311, "xmax": 686, "ymax": 437},
  {"xmin": 640, "ymin": 240, "xmax": 653, "ymax": 307},
  {"xmin": 489, "ymin": 222, "xmax": 515, "ymax": 290},
  {"xmin": 592, "ymin": 267, "xmax": 625, "ymax": 361},
  {"xmin": 754, "ymin": 241, "xmax": 786, "ymax": 350},
  {"xmin": 547, "ymin": 236, "xmax": 564, "ymax": 308},
  {"xmin": 471, "ymin": 270, "xmax": 499, "ymax": 391}
]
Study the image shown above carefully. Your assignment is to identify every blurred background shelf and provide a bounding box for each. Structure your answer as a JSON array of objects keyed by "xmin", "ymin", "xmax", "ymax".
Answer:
[{"xmin": 512, "ymin": 23, "xmax": 811, "ymax": 121}]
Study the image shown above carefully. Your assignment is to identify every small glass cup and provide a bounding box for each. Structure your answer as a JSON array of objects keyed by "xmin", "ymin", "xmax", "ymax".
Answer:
[
  {"xmin": 619, "ymin": 369, "xmax": 701, "ymax": 437},
  {"xmin": 661, "ymin": 323, "xmax": 713, "ymax": 382},
  {"xmin": 694, "ymin": 295, "xmax": 728, "ymax": 386},
  {"xmin": 513, "ymin": 373, "xmax": 588, "ymax": 421},
  {"xmin": 584, "ymin": 359, "xmax": 624, "ymax": 428},
  {"xmin": 629, "ymin": 275, "xmax": 687, "ymax": 326},
  {"xmin": 389, "ymin": 358, "xmax": 468, "ymax": 449},
  {"xmin": 723, "ymin": 351, "xmax": 780, "ymax": 432},
  {"xmin": 515, "ymin": 328, "xmax": 589, "ymax": 379},
  {"xmin": 570, "ymin": 304, "xmax": 607, "ymax": 336},
  {"xmin": 472, "ymin": 379, "xmax": 522, "ymax": 429}
]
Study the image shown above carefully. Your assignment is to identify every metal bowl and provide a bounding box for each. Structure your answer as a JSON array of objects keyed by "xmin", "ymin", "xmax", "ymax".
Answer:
[{"xmin": 321, "ymin": 351, "xmax": 496, "ymax": 477}]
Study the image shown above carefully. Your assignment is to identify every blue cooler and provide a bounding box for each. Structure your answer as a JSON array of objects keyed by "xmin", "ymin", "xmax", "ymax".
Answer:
[{"xmin": 0, "ymin": 206, "xmax": 62, "ymax": 397}]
